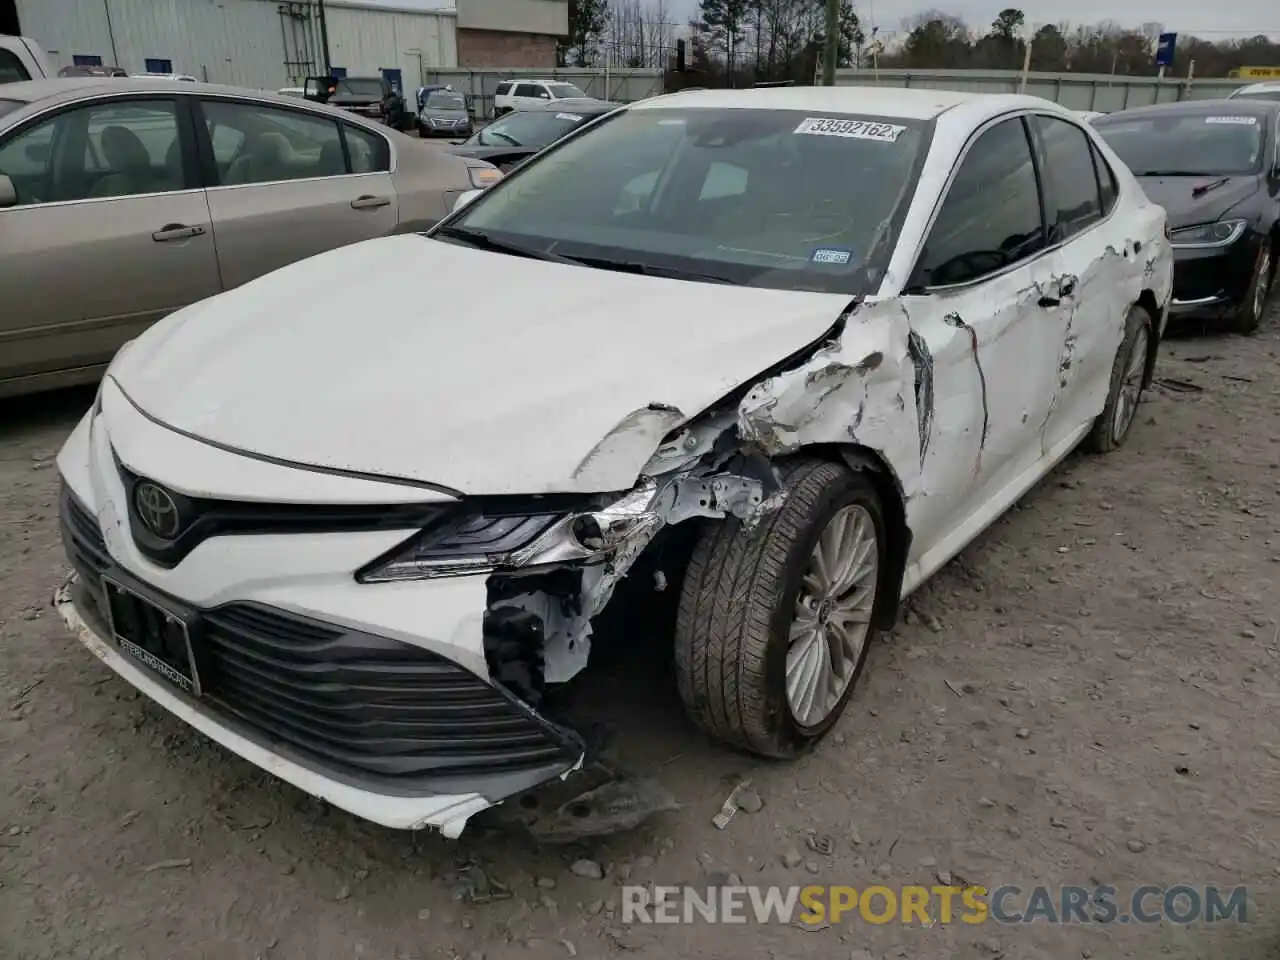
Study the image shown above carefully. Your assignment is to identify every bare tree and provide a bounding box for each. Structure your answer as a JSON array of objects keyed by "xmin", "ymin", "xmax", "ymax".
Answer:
[{"xmin": 606, "ymin": 0, "xmax": 674, "ymax": 68}]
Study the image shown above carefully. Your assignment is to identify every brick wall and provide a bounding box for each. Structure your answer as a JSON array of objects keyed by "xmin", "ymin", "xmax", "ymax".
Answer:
[{"xmin": 456, "ymin": 29, "xmax": 557, "ymax": 68}]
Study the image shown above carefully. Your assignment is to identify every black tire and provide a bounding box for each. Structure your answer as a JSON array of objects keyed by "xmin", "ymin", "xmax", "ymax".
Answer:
[
  {"xmin": 1230, "ymin": 237, "xmax": 1272, "ymax": 335},
  {"xmin": 1084, "ymin": 303, "xmax": 1152, "ymax": 454},
  {"xmin": 674, "ymin": 459, "xmax": 886, "ymax": 758}
]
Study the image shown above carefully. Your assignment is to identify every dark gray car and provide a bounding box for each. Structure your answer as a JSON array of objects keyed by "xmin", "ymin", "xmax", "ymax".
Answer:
[{"xmin": 417, "ymin": 89, "xmax": 472, "ymax": 139}]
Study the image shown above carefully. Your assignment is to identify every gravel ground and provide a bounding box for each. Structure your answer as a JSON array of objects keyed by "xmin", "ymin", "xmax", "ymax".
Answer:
[{"xmin": 2, "ymin": 304, "xmax": 1279, "ymax": 960}]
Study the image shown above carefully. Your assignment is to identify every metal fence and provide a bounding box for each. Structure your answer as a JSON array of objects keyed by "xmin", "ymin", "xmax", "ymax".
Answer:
[
  {"xmin": 833, "ymin": 68, "xmax": 1253, "ymax": 112},
  {"xmin": 417, "ymin": 68, "xmax": 664, "ymax": 119}
]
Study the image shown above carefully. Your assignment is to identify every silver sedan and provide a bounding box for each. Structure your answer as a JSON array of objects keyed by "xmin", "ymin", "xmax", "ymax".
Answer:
[{"xmin": 0, "ymin": 77, "xmax": 502, "ymax": 398}]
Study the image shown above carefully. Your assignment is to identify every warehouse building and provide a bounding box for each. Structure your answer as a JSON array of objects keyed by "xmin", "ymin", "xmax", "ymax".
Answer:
[{"xmin": 1, "ymin": 0, "xmax": 567, "ymax": 89}]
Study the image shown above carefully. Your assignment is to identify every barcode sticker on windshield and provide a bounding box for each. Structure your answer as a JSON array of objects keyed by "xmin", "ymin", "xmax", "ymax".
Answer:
[
  {"xmin": 794, "ymin": 117, "xmax": 906, "ymax": 142},
  {"xmin": 556, "ymin": 113, "xmax": 583, "ymax": 121},
  {"xmin": 811, "ymin": 247, "xmax": 853, "ymax": 265},
  {"xmin": 1204, "ymin": 116, "xmax": 1257, "ymax": 125}
]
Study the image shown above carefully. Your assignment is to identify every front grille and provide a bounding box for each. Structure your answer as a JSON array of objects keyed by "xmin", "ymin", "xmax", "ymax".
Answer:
[
  {"xmin": 59, "ymin": 485, "xmax": 581, "ymax": 791},
  {"xmin": 200, "ymin": 603, "xmax": 580, "ymax": 782},
  {"xmin": 60, "ymin": 484, "xmax": 110, "ymax": 617}
]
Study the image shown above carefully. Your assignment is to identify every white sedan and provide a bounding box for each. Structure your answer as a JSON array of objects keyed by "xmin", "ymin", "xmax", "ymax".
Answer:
[{"xmin": 54, "ymin": 86, "xmax": 1173, "ymax": 838}]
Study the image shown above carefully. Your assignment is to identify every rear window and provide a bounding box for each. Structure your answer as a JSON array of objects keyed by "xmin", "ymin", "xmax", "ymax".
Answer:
[
  {"xmin": 0, "ymin": 98, "xmax": 24, "ymax": 119},
  {"xmin": 451, "ymin": 107, "xmax": 930, "ymax": 295},
  {"xmin": 0, "ymin": 49, "xmax": 32, "ymax": 84},
  {"xmin": 1093, "ymin": 111, "xmax": 1266, "ymax": 176}
]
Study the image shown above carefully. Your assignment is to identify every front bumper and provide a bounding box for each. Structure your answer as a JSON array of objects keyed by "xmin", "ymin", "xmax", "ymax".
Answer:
[
  {"xmin": 52, "ymin": 388, "xmax": 585, "ymax": 835},
  {"xmin": 1168, "ymin": 233, "xmax": 1261, "ymax": 318}
]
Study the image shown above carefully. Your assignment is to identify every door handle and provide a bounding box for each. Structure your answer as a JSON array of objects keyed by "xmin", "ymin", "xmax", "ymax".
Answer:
[
  {"xmin": 152, "ymin": 223, "xmax": 205, "ymax": 242},
  {"xmin": 350, "ymin": 195, "xmax": 391, "ymax": 210}
]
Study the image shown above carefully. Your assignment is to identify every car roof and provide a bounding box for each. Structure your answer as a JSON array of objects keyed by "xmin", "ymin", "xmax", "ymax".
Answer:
[
  {"xmin": 1234, "ymin": 81, "xmax": 1280, "ymax": 94},
  {"xmin": 1092, "ymin": 98, "xmax": 1279, "ymax": 120},
  {"xmin": 0, "ymin": 77, "xmax": 400, "ymax": 129},
  {"xmin": 629, "ymin": 85, "xmax": 1049, "ymax": 122}
]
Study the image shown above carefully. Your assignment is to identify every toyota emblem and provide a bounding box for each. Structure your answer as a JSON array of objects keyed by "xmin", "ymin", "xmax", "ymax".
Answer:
[{"xmin": 134, "ymin": 481, "xmax": 181, "ymax": 539}]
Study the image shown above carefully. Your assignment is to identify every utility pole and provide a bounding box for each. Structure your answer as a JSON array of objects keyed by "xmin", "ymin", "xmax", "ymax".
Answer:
[
  {"xmin": 317, "ymin": 0, "xmax": 332, "ymax": 74},
  {"xmin": 822, "ymin": 0, "xmax": 839, "ymax": 85},
  {"xmin": 1018, "ymin": 24, "xmax": 1033, "ymax": 93}
]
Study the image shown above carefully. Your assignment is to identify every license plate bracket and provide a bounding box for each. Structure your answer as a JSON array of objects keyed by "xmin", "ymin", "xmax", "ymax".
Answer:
[{"xmin": 102, "ymin": 576, "xmax": 202, "ymax": 697}]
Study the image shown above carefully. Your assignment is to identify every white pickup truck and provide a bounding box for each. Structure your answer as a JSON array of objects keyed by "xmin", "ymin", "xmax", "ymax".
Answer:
[{"xmin": 0, "ymin": 35, "xmax": 52, "ymax": 83}]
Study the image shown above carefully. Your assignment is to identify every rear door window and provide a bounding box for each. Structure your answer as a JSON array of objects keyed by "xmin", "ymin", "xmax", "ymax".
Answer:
[
  {"xmin": 0, "ymin": 49, "xmax": 32, "ymax": 84},
  {"xmin": 1031, "ymin": 115, "xmax": 1104, "ymax": 242},
  {"xmin": 201, "ymin": 100, "xmax": 348, "ymax": 185}
]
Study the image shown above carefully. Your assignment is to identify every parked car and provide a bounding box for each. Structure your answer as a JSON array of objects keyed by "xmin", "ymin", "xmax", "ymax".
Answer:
[
  {"xmin": 322, "ymin": 75, "xmax": 409, "ymax": 130},
  {"xmin": 447, "ymin": 98, "xmax": 617, "ymax": 169},
  {"xmin": 417, "ymin": 88, "xmax": 472, "ymax": 139},
  {"xmin": 1228, "ymin": 81, "xmax": 1280, "ymax": 103},
  {"xmin": 53, "ymin": 87, "xmax": 1171, "ymax": 838},
  {"xmin": 60, "ymin": 64, "xmax": 128, "ymax": 78},
  {"xmin": 131, "ymin": 72, "xmax": 198, "ymax": 82},
  {"xmin": 0, "ymin": 35, "xmax": 50, "ymax": 83},
  {"xmin": 492, "ymin": 78, "xmax": 589, "ymax": 116},
  {"xmin": 0, "ymin": 77, "xmax": 501, "ymax": 397},
  {"xmin": 1091, "ymin": 99, "xmax": 1278, "ymax": 333}
]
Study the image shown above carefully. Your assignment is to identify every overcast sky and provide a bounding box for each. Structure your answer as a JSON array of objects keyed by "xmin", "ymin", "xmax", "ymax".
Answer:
[{"xmin": 352, "ymin": 0, "xmax": 1278, "ymax": 41}]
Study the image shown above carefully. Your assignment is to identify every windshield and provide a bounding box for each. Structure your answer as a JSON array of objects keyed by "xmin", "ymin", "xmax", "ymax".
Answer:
[
  {"xmin": 548, "ymin": 83, "xmax": 586, "ymax": 99},
  {"xmin": 1093, "ymin": 112, "xmax": 1266, "ymax": 176},
  {"xmin": 334, "ymin": 78, "xmax": 383, "ymax": 98},
  {"xmin": 447, "ymin": 107, "xmax": 930, "ymax": 294},
  {"xmin": 475, "ymin": 110, "xmax": 587, "ymax": 147},
  {"xmin": 426, "ymin": 91, "xmax": 466, "ymax": 110},
  {"xmin": 0, "ymin": 99, "xmax": 23, "ymax": 120}
]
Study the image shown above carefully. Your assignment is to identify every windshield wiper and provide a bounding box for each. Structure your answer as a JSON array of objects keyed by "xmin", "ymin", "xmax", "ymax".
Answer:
[
  {"xmin": 559, "ymin": 255, "xmax": 736, "ymax": 285},
  {"xmin": 484, "ymin": 131, "xmax": 520, "ymax": 146},
  {"xmin": 434, "ymin": 225, "xmax": 578, "ymax": 265}
]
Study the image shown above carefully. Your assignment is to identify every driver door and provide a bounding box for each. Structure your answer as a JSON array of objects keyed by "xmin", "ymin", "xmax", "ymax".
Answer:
[{"xmin": 899, "ymin": 114, "xmax": 1069, "ymax": 557}]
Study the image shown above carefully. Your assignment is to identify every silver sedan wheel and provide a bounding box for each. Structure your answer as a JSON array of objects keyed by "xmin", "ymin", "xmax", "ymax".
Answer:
[
  {"xmin": 786, "ymin": 504, "xmax": 878, "ymax": 727},
  {"xmin": 1111, "ymin": 323, "xmax": 1149, "ymax": 444}
]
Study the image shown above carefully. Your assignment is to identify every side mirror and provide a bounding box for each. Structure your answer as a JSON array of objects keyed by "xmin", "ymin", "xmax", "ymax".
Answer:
[
  {"xmin": 452, "ymin": 189, "xmax": 482, "ymax": 213},
  {"xmin": 0, "ymin": 174, "xmax": 17, "ymax": 209}
]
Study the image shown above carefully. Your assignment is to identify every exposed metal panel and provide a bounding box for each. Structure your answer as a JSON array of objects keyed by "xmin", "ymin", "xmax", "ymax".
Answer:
[
  {"xmin": 325, "ymin": 5, "xmax": 456, "ymax": 85},
  {"xmin": 13, "ymin": 0, "xmax": 456, "ymax": 91}
]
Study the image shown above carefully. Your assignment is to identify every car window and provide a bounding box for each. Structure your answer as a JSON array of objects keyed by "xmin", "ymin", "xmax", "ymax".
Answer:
[
  {"xmin": 1092, "ymin": 140, "xmax": 1118, "ymax": 214},
  {"xmin": 1032, "ymin": 115, "xmax": 1103, "ymax": 242},
  {"xmin": 201, "ymin": 100, "xmax": 348, "ymax": 185},
  {"xmin": 548, "ymin": 83, "xmax": 586, "ymax": 99},
  {"xmin": 1092, "ymin": 111, "xmax": 1266, "ymax": 176},
  {"xmin": 916, "ymin": 116, "xmax": 1045, "ymax": 287},
  {"xmin": 452, "ymin": 107, "xmax": 931, "ymax": 295},
  {"xmin": 425, "ymin": 91, "xmax": 466, "ymax": 110},
  {"xmin": 334, "ymin": 78, "xmax": 384, "ymax": 98},
  {"xmin": 0, "ymin": 98, "xmax": 184, "ymax": 206},
  {"xmin": 495, "ymin": 82, "xmax": 513, "ymax": 96},
  {"xmin": 513, "ymin": 84, "xmax": 539, "ymax": 98},
  {"xmin": 344, "ymin": 123, "xmax": 390, "ymax": 173},
  {"xmin": 0, "ymin": 49, "xmax": 31, "ymax": 84}
]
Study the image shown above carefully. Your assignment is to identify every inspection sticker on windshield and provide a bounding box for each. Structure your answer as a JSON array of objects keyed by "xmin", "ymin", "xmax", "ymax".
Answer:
[
  {"xmin": 556, "ymin": 113, "xmax": 583, "ymax": 121},
  {"xmin": 811, "ymin": 247, "xmax": 853, "ymax": 265},
  {"xmin": 1204, "ymin": 116, "xmax": 1257, "ymax": 125},
  {"xmin": 794, "ymin": 117, "xmax": 906, "ymax": 142}
]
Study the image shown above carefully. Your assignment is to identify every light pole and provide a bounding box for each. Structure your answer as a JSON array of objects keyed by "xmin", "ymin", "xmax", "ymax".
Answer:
[{"xmin": 822, "ymin": 0, "xmax": 839, "ymax": 85}]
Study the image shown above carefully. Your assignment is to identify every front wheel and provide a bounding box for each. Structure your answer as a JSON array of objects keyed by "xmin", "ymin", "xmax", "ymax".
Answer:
[
  {"xmin": 1231, "ymin": 237, "xmax": 1272, "ymax": 335},
  {"xmin": 674, "ymin": 459, "xmax": 885, "ymax": 758},
  {"xmin": 1084, "ymin": 303, "xmax": 1152, "ymax": 454}
]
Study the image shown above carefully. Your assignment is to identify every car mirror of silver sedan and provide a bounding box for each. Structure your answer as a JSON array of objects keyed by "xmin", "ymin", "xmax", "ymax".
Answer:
[
  {"xmin": 0, "ymin": 174, "xmax": 17, "ymax": 209},
  {"xmin": 453, "ymin": 189, "xmax": 482, "ymax": 213}
]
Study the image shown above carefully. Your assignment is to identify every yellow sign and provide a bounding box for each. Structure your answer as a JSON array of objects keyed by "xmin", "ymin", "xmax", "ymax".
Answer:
[{"xmin": 1237, "ymin": 66, "xmax": 1280, "ymax": 79}]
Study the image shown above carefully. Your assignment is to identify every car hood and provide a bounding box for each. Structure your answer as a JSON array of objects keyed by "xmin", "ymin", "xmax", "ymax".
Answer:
[
  {"xmin": 330, "ymin": 94, "xmax": 381, "ymax": 105},
  {"xmin": 1136, "ymin": 174, "xmax": 1262, "ymax": 229},
  {"xmin": 446, "ymin": 143, "xmax": 538, "ymax": 162},
  {"xmin": 109, "ymin": 235, "xmax": 849, "ymax": 496}
]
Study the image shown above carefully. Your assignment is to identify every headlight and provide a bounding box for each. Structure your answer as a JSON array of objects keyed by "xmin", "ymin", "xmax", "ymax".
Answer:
[
  {"xmin": 1168, "ymin": 218, "xmax": 1247, "ymax": 248},
  {"xmin": 358, "ymin": 480, "xmax": 660, "ymax": 582},
  {"xmin": 467, "ymin": 165, "xmax": 503, "ymax": 188}
]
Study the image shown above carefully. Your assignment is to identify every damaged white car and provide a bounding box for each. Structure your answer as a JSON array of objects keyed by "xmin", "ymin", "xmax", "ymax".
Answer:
[{"xmin": 54, "ymin": 87, "xmax": 1173, "ymax": 838}]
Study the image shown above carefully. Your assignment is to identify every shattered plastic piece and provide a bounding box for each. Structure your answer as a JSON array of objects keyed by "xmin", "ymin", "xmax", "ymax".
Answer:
[
  {"xmin": 712, "ymin": 779, "xmax": 754, "ymax": 830},
  {"xmin": 525, "ymin": 778, "xmax": 680, "ymax": 843}
]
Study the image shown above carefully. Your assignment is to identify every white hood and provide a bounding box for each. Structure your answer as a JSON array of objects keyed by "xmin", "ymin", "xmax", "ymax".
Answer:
[{"xmin": 111, "ymin": 235, "xmax": 849, "ymax": 496}]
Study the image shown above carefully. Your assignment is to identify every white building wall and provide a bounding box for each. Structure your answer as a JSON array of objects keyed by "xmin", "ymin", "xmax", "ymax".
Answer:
[{"xmin": 15, "ymin": 0, "xmax": 456, "ymax": 91}]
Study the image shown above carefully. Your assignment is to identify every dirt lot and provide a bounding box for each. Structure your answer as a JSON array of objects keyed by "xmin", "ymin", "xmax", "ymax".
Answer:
[{"xmin": 2, "ymin": 305, "xmax": 1279, "ymax": 960}]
